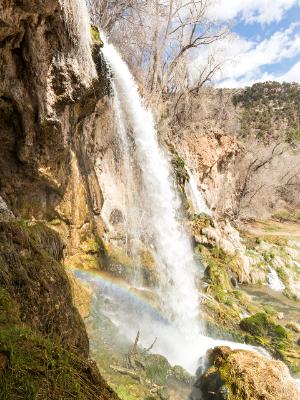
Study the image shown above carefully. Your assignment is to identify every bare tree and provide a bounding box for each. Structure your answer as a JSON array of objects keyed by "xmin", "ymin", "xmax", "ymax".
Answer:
[
  {"xmin": 87, "ymin": 0, "xmax": 141, "ymax": 33},
  {"xmin": 109, "ymin": 0, "xmax": 230, "ymax": 99}
]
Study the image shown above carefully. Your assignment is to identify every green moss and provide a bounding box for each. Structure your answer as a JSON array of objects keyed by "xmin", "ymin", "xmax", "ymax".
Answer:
[
  {"xmin": 239, "ymin": 312, "xmax": 300, "ymax": 373},
  {"xmin": 171, "ymin": 365, "xmax": 193, "ymax": 384},
  {"xmin": 276, "ymin": 267, "xmax": 296, "ymax": 299},
  {"xmin": 103, "ymin": 243, "xmax": 134, "ymax": 268},
  {"xmin": 200, "ymin": 246, "xmax": 233, "ymax": 295},
  {"xmin": 0, "ymin": 287, "xmax": 112, "ymax": 400},
  {"xmin": 145, "ymin": 354, "xmax": 171, "ymax": 386},
  {"xmin": 0, "ymin": 288, "xmax": 20, "ymax": 325},
  {"xmin": 139, "ymin": 248, "xmax": 156, "ymax": 270},
  {"xmin": 192, "ymin": 214, "xmax": 212, "ymax": 234},
  {"xmin": 240, "ymin": 313, "xmax": 288, "ymax": 339},
  {"xmin": 115, "ymin": 386, "xmax": 141, "ymax": 400},
  {"xmin": 90, "ymin": 25, "xmax": 104, "ymax": 46},
  {"xmin": 80, "ymin": 238, "xmax": 100, "ymax": 254},
  {"xmin": 0, "ymin": 325, "xmax": 101, "ymax": 400}
]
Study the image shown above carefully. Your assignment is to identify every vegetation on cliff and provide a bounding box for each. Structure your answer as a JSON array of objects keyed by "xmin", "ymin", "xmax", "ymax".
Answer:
[
  {"xmin": 233, "ymin": 81, "xmax": 300, "ymax": 142},
  {"xmin": 0, "ymin": 220, "xmax": 119, "ymax": 400}
]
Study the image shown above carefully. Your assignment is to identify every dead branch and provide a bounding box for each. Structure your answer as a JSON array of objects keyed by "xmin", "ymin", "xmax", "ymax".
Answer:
[{"xmin": 109, "ymin": 365, "xmax": 142, "ymax": 382}]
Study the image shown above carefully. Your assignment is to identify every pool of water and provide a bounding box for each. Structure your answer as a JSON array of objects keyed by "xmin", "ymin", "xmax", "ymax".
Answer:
[{"xmin": 243, "ymin": 285, "xmax": 300, "ymax": 324}]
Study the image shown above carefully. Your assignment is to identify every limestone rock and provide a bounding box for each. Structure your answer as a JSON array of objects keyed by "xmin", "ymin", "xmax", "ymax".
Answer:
[
  {"xmin": 66, "ymin": 270, "xmax": 93, "ymax": 320},
  {"xmin": 194, "ymin": 346, "xmax": 300, "ymax": 400}
]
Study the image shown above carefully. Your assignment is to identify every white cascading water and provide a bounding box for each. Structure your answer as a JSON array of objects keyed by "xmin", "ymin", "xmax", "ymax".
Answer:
[
  {"xmin": 96, "ymin": 38, "xmax": 269, "ymax": 373},
  {"xmin": 59, "ymin": 0, "xmax": 96, "ymax": 85},
  {"xmin": 102, "ymin": 40, "xmax": 200, "ymax": 335},
  {"xmin": 267, "ymin": 267, "xmax": 285, "ymax": 292},
  {"xmin": 186, "ymin": 167, "xmax": 212, "ymax": 216}
]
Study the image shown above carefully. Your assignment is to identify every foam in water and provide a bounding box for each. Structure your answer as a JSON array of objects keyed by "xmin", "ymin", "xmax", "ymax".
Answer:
[
  {"xmin": 186, "ymin": 167, "xmax": 212, "ymax": 216},
  {"xmin": 102, "ymin": 39, "xmax": 200, "ymax": 336},
  {"xmin": 267, "ymin": 267, "xmax": 285, "ymax": 292},
  {"xmin": 59, "ymin": 0, "xmax": 96, "ymax": 85}
]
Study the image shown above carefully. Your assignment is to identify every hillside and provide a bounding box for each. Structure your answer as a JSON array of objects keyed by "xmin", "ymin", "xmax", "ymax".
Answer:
[{"xmin": 161, "ymin": 82, "xmax": 300, "ymax": 221}]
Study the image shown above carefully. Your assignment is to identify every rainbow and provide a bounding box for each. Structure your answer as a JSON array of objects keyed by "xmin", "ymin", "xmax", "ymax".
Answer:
[{"xmin": 66, "ymin": 266, "xmax": 169, "ymax": 324}]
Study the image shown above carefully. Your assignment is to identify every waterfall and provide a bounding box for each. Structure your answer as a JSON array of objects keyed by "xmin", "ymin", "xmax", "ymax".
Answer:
[
  {"xmin": 59, "ymin": 0, "xmax": 96, "ymax": 85},
  {"xmin": 98, "ymin": 40, "xmax": 270, "ymax": 374},
  {"xmin": 102, "ymin": 40, "xmax": 201, "ymax": 336},
  {"xmin": 267, "ymin": 267, "xmax": 285, "ymax": 292},
  {"xmin": 186, "ymin": 167, "xmax": 212, "ymax": 216}
]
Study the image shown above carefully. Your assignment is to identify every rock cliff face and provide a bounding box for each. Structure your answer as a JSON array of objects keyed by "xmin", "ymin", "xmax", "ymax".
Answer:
[
  {"xmin": 161, "ymin": 86, "xmax": 300, "ymax": 221},
  {"xmin": 0, "ymin": 0, "xmax": 111, "ymax": 257},
  {"xmin": 0, "ymin": 1, "xmax": 120, "ymax": 398}
]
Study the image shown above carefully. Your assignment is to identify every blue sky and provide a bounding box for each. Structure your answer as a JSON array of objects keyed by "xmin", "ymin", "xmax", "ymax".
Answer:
[{"xmin": 201, "ymin": 0, "xmax": 300, "ymax": 87}]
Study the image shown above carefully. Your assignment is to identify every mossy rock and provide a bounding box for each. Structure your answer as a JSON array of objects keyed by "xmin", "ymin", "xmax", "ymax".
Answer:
[
  {"xmin": 240, "ymin": 313, "xmax": 289, "ymax": 339},
  {"xmin": 91, "ymin": 25, "xmax": 104, "ymax": 47},
  {"xmin": 240, "ymin": 313, "xmax": 300, "ymax": 373},
  {"xmin": 0, "ymin": 220, "xmax": 89, "ymax": 355},
  {"xmin": 199, "ymin": 346, "xmax": 300, "ymax": 400},
  {"xmin": 171, "ymin": 365, "xmax": 193, "ymax": 384},
  {"xmin": 144, "ymin": 354, "xmax": 171, "ymax": 386},
  {"xmin": 192, "ymin": 213, "xmax": 212, "ymax": 234},
  {"xmin": 0, "ymin": 287, "xmax": 118, "ymax": 400},
  {"xmin": 100, "ymin": 242, "xmax": 159, "ymax": 287}
]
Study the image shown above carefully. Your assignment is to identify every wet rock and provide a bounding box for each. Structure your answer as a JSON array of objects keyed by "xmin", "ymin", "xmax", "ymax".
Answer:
[
  {"xmin": 197, "ymin": 346, "xmax": 300, "ymax": 400},
  {"xmin": 230, "ymin": 276, "xmax": 238, "ymax": 287}
]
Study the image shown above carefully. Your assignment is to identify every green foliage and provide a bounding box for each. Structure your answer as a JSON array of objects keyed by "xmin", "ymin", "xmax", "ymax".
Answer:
[
  {"xmin": 192, "ymin": 213, "xmax": 212, "ymax": 235},
  {"xmin": 232, "ymin": 81, "xmax": 300, "ymax": 141},
  {"xmin": 240, "ymin": 313, "xmax": 288, "ymax": 339},
  {"xmin": 171, "ymin": 152, "xmax": 189, "ymax": 188},
  {"xmin": 171, "ymin": 365, "xmax": 193, "ymax": 384}
]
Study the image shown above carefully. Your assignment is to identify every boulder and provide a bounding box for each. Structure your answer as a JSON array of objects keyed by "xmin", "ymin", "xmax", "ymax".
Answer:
[{"xmin": 192, "ymin": 346, "xmax": 300, "ymax": 400}]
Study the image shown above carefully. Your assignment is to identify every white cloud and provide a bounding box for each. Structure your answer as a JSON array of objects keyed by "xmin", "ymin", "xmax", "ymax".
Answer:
[
  {"xmin": 218, "ymin": 59, "xmax": 300, "ymax": 87},
  {"xmin": 279, "ymin": 59, "xmax": 300, "ymax": 81},
  {"xmin": 189, "ymin": 23, "xmax": 300, "ymax": 87},
  {"xmin": 210, "ymin": 0, "xmax": 300, "ymax": 24}
]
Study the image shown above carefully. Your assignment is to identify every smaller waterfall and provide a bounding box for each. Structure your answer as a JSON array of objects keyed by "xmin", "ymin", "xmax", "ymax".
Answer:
[
  {"xmin": 186, "ymin": 167, "xmax": 212, "ymax": 216},
  {"xmin": 267, "ymin": 267, "xmax": 285, "ymax": 292},
  {"xmin": 59, "ymin": 0, "xmax": 96, "ymax": 84}
]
